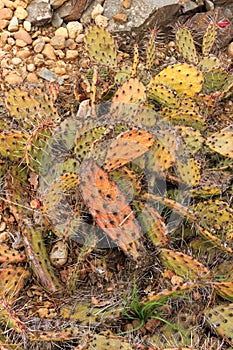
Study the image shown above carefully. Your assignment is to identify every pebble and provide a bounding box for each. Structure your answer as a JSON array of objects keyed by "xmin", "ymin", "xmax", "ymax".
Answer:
[
  {"xmin": 15, "ymin": 38, "xmax": 27, "ymax": 47},
  {"xmin": 0, "ymin": 19, "xmax": 9, "ymax": 29},
  {"xmin": 227, "ymin": 42, "xmax": 233, "ymax": 58},
  {"xmin": 26, "ymin": 72, "xmax": 39, "ymax": 83},
  {"xmin": 113, "ymin": 13, "xmax": 127, "ymax": 24},
  {"xmin": 54, "ymin": 49, "xmax": 65, "ymax": 58},
  {"xmin": 42, "ymin": 43, "xmax": 56, "ymax": 60},
  {"xmin": 0, "ymin": 221, "xmax": 6, "ymax": 232},
  {"xmin": 0, "ymin": 8, "xmax": 13, "ymax": 20},
  {"xmin": 12, "ymin": 57, "xmax": 22, "ymax": 65},
  {"xmin": 27, "ymin": 63, "xmax": 35, "ymax": 72},
  {"xmin": 50, "ymin": 241, "xmax": 68, "ymax": 267},
  {"xmin": 0, "ymin": 1, "xmax": 4, "ymax": 9},
  {"xmin": 66, "ymin": 38, "xmax": 76, "ymax": 50},
  {"xmin": 91, "ymin": 4, "xmax": 104, "ymax": 19},
  {"xmin": 16, "ymin": 48, "xmax": 31, "ymax": 58},
  {"xmin": 122, "ymin": 0, "xmax": 132, "ymax": 9},
  {"xmin": 66, "ymin": 21, "xmax": 83, "ymax": 39},
  {"xmin": 14, "ymin": 6, "xmax": 28, "ymax": 20},
  {"xmin": 12, "ymin": 0, "xmax": 28, "ymax": 9},
  {"xmin": 95, "ymin": 14, "xmax": 108, "ymax": 28},
  {"xmin": 5, "ymin": 72, "xmax": 23, "ymax": 84},
  {"xmin": 7, "ymin": 37, "xmax": 15, "ymax": 45},
  {"xmin": 14, "ymin": 29, "xmax": 32, "ymax": 44},
  {"xmin": 75, "ymin": 33, "xmax": 85, "ymax": 43},
  {"xmin": 65, "ymin": 49, "xmax": 78, "ymax": 60},
  {"xmin": 23, "ymin": 20, "xmax": 31, "ymax": 31},
  {"xmin": 50, "ymin": 34, "xmax": 66, "ymax": 49},
  {"xmin": 8, "ymin": 16, "xmax": 19, "ymax": 32},
  {"xmin": 33, "ymin": 41, "xmax": 45, "ymax": 53},
  {"xmin": 55, "ymin": 26, "xmax": 68, "ymax": 38}
]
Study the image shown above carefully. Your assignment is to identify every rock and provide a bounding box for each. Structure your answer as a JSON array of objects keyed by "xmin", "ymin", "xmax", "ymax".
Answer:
[
  {"xmin": 27, "ymin": 63, "xmax": 35, "ymax": 71},
  {"xmin": 14, "ymin": 6, "xmax": 28, "ymax": 20},
  {"xmin": 55, "ymin": 26, "xmax": 68, "ymax": 38},
  {"xmin": 0, "ymin": 8, "xmax": 13, "ymax": 20},
  {"xmin": 181, "ymin": 0, "xmax": 204, "ymax": 13},
  {"xmin": 205, "ymin": 0, "xmax": 214, "ymax": 11},
  {"xmin": 15, "ymin": 38, "xmax": 27, "ymax": 47},
  {"xmin": 12, "ymin": 57, "xmax": 22, "ymax": 65},
  {"xmin": 50, "ymin": 0, "xmax": 68, "ymax": 9},
  {"xmin": 14, "ymin": 29, "xmax": 32, "ymax": 44},
  {"xmin": 0, "ymin": 1, "xmax": 5, "ymax": 9},
  {"xmin": 63, "ymin": 0, "xmax": 94, "ymax": 21},
  {"xmin": 8, "ymin": 16, "xmax": 19, "ymax": 31},
  {"xmin": 5, "ymin": 72, "xmax": 23, "ymax": 84},
  {"xmin": 7, "ymin": 36, "xmax": 15, "ymax": 45},
  {"xmin": 42, "ymin": 43, "xmax": 56, "ymax": 59},
  {"xmin": 50, "ymin": 34, "xmax": 66, "ymax": 49},
  {"xmin": 91, "ymin": 3, "xmax": 104, "ymax": 19},
  {"xmin": 33, "ymin": 40, "xmax": 45, "ymax": 53},
  {"xmin": 26, "ymin": 72, "xmax": 39, "ymax": 83},
  {"xmin": 65, "ymin": 49, "xmax": 78, "ymax": 59},
  {"xmin": 23, "ymin": 20, "xmax": 31, "ymax": 31},
  {"xmin": 56, "ymin": 1, "xmax": 72, "ymax": 18},
  {"xmin": 50, "ymin": 241, "xmax": 68, "ymax": 267},
  {"xmin": 122, "ymin": 0, "xmax": 132, "ymax": 9},
  {"xmin": 16, "ymin": 48, "xmax": 31, "ymax": 58},
  {"xmin": 51, "ymin": 12, "xmax": 63, "ymax": 27},
  {"xmin": 54, "ymin": 49, "xmax": 65, "ymax": 58},
  {"xmin": 13, "ymin": 0, "xmax": 28, "ymax": 9},
  {"xmin": 37, "ymin": 67, "xmax": 64, "ymax": 84},
  {"xmin": 66, "ymin": 21, "xmax": 83, "ymax": 39},
  {"xmin": 26, "ymin": 0, "xmax": 52, "ymax": 25},
  {"xmin": 33, "ymin": 54, "xmax": 44, "ymax": 66},
  {"xmin": 0, "ymin": 221, "xmax": 6, "ymax": 232},
  {"xmin": 228, "ymin": 42, "xmax": 233, "ymax": 57},
  {"xmin": 75, "ymin": 33, "xmax": 85, "ymax": 43},
  {"xmin": 66, "ymin": 38, "xmax": 76, "ymax": 49},
  {"xmin": 113, "ymin": 13, "xmax": 127, "ymax": 23},
  {"xmin": 95, "ymin": 14, "xmax": 109, "ymax": 27},
  {"xmin": 0, "ymin": 20, "xmax": 9, "ymax": 29}
]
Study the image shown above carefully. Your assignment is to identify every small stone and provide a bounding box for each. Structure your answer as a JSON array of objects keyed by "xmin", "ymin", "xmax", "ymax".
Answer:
[
  {"xmin": 14, "ymin": 6, "xmax": 28, "ymax": 20},
  {"xmin": 121, "ymin": 0, "xmax": 132, "ymax": 9},
  {"xmin": 7, "ymin": 37, "xmax": 15, "ymax": 45},
  {"xmin": 0, "ymin": 0, "xmax": 3, "ymax": 9},
  {"xmin": 8, "ymin": 16, "xmax": 18, "ymax": 31},
  {"xmin": 12, "ymin": 0, "xmax": 28, "ymax": 9},
  {"xmin": 23, "ymin": 20, "xmax": 31, "ymax": 31},
  {"xmin": 15, "ymin": 38, "xmax": 27, "ymax": 47},
  {"xmin": 42, "ymin": 43, "xmax": 56, "ymax": 60},
  {"xmin": 0, "ymin": 231, "xmax": 10, "ymax": 243},
  {"xmin": 91, "ymin": 4, "xmax": 104, "ymax": 19},
  {"xmin": 66, "ymin": 38, "xmax": 76, "ymax": 49},
  {"xmin": 54, "ymin": 66, "xmax": 66, "ymax": 75},
  {"xmin": 16, "ymin": 48, "xmax": 31, "ymax": 58},
  {"xmin": 227, "ymin": 42, "xmax": 233, "ymax": 57},
  {"xmin": 65, "ymin": 49, "xmax": 78, "ymax": 60},
  {"xmin": 34, "ymin": 54, "xmax": 44, "ymax": 66},
  {"xmin": 26, "ymin": 72, "xmax": 39, "ymax": 83},
  {"xmin": 37, "ymin": 67, "xmax": 62, "ymax": 83},
  {"xmin": 0, "ymin": 20, "xmax": 9, "ymax": 29},
  {"xmin": 94, "ymin": 14, "xmax": 108, "ymax": 28},
  {"xmin": 66, "ymin": 21, "xmax": 83, "ymax": 39},
  {"xmin": 5, "ymin": 72, "xmax": 23, "ymax": 84},
  {"xmin": 54, "ymin": 49, "xmax": 65, "ymax": 58},
  {"xmin": 0, "ymin": 8, "xmax": 13, "ymax": 20},
  {"xmin": 0, "ymin": 50, "xmax": 5, "ymax": 59},
  {"xmin": 50, "ymin": 0, "xmax": 67, "ymax": 9},
  {"xmin": 50, "ymin": 241, "xmax": 68, "ymax": 267},
  {"xmin": 34, "ymin": 41, "xmax": 45, "ymax": 53},
  {"xmin": 12, "ymin": 57, "xmax": 22, "ymax": 65},
  {"xmin": 50, "ymin": 34, "xmax": 66, "ymax": 49},
  {"xmin": 75, "ymin": 33, "xmax": 85, "ymax": 43},
  {"xmin": 14, "ymin": 29, "xmax": 32, "ymax": 44},
  {"xmin": 0, "ymin": 221, "xmax": 6, "ymax": 232},
  {"xmin": 52, "ymin": 12, "xmax": 63, "ymax": 28},
  {"xmin": 55, "ymin": 26, "xmax": 68, "ymax": 38},
  {"xmin": 27, "ymin": 63, "xmax": 35, "ymax": 72},
  {"xmin": 113, "ymin": 13, "xmax": 127, "ymax": 24}
]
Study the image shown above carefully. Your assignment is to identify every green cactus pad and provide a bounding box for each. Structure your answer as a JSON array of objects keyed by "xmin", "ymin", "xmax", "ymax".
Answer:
[
  {"xmin": 86, "ymin": 332, "xmax": 132, "ymax": 349},
  {"xmin": 136, "ymin": 202, "xmax": 167, "ymax": 247},
  {"xmin": 0, "ymin": 244, "xmax": 25, "ymax": 263},
  {"xmin": 161, "ymin": 108, "xmax": 206, "ymax": 130},
  {"xmin": 147, "ymin": 83, "xmax": 179, "ymax": 108},
  {"xmin": 199, "ymin": 56, "xmax": 220, "ymax": 72},
  {"xmin": 109, "ymin": 166, "xmax": 142, "ymax": 199},
  {"xmin": 175, "ymin": 126, "xmax": 204, "ymax": 154},
  {"xmin": 214, "ymin": 282, "xmax": 233, "ymax": 302},
  {"xmin": 0, "ymin": 130, "xmax": 28, "ymax": 160},
  {"xmin": 85, "ymin": 25, "xmax": 117, "ymax": 67},
  {"xmin": 114, "ymin": 64, "xmax": 132, "ymax": 85},
  {"xmin": 205, "ymin": 303, "xmax": 233, "ymax": 346},
  {"xmin": 176, "ymin": 27, "xmax": 198, "ymax": 64},
  {"xmin": 202, "ymin": 22, "xmax": 218, "ymax": 57},
  {"xmin": 176, "ymin": 158, "xmax": 201, "ymax": 187},
  {"xmin": 202, "ymin": 67, "xmax": 228, "ymax": 94},
  {"xmin": 148, "ymin": 63, "xmax": 203, "ymax": 97},
  {"xmin": 206, "ymin": 125, "xmax": 233, "ymax": 158},
  {"xmin": 161, "ymin": 249, "xmax": 210, "ymax": 280}
]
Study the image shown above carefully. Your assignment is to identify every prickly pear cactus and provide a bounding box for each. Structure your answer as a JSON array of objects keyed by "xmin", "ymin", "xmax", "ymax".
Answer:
[
  {"xmin": 0, "ymin": 130, "xmax": 28, "ymax": 160},
  {"xmin": 202, "ymin": 67, "xmax": 228, "ymax": 94},
  {"xmin": 213, "ymin": 282, "xmax": 233, "ymax": 302},
  {"xmin": 175, "ymin": 126, "xmax": 204, "ymax": 154},
  {"xmin": 160, "ymin": 249, "xmax": 210, "ymax": 280},
  {"xmin": 206, "ymin": 125, "xmax": 233, "ymax": 158},
  {"xmin": 205, "ymin": 303, "xmax": 233, "ymax": 346},
  {"xmin": 202, "ymin": 22, "xmax": 218, "ymax": 57},
  {"xmin": 175, "ymin": 158, "xmax": 201, "ymax": 187},
  {"xmin": 175, "ymin": 27, "xmax": 198, "ymax": 64},
  {"xmin": 147, "ymin": 84, "xmax": 179, "ymax": 108},
  {"xmin": 85, "ymin": 26, "xmax": 117, "ymax": 67},
  {"xmin": 0, "ymin": 244, "xmax": 25, "ymax": 263},
  {"xmin": 86, "ymin": 332, "xmax": 132, "ymax": 349},
  {"xmin": 0, "ymin": 266, "xmax": 30, "ymax": 300}
]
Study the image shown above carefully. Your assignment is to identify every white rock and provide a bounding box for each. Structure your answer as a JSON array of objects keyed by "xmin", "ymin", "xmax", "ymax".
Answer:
[
  {"xmin": 65, "ymin": 49, "xmax": 78, "ymax": 60},
  {"xmin": 55, "ymin": 26, "xmax": 68, "ymax": 38},
  {"xmin": 12, "ymin": 57, "xmax": 22, "ymax": 65},
  {"xmin": 27, "ymin": 63, "xmax": 35, "ymax": 72},
  {"xmin": 23, "ymin": 20, "xmax": 31, "ymax": 32},
  {"xmin": 66, "ymin": 21, "xmax": 83, "ymax": 39},
  {"xmin": 14, "ymin": 6, "xmax": 28, "ymax": 20},
  {"xmin": 50, "ymin": 241, "xmax": 68, "ymax": 267},
  {"xmin": 8, "ymin": 16, "xmax": 18, "ymax": 31},
  {"xmin": 94, "ymin": 14, "xmax": 108, "ymax": 28},
  {"xmin": 91, "ymin": 3, "xmax": 104, "ymax": 19},
  {"xmin": 75, "ymin": 33, "xmax": 85, "ymax": 43}
]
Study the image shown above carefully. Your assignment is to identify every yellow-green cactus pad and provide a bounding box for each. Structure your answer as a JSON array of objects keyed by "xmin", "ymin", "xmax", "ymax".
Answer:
[
  {"xmin": 176, "ymin": 27, "xmax": 198, "ymax": 64},
  {"xmin": 206, "ymin": 125, "xmax": 233, "ymax": 158}
]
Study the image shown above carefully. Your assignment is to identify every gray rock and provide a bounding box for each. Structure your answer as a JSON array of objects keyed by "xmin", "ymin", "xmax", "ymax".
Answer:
[
  {"xmin": 181, "ymin": 0, "xmax": 204, "ymax": 13},
  {"xmin": 56, "ymin": 1, "xmax": 73, "ymax": 18},
  {"xmin": 26, "ymin": 0, "xmax": 52, "ymax": 25},
  {"xmin": 37, "ymin": 68, "xmax": 64, "ymax": 84},
  {"xmin": 52, "ymin": 12, "xmax": 64, "ymax": 28},
  {"xmin": 205, "ymin": 0, "xmax": 214, "ymax": 11}
]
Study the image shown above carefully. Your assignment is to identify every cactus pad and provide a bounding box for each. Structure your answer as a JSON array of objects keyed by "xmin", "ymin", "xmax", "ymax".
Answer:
[
  {"xmin": 175, "ymin": 126, "xmax": 204, "ymax": 154},
  {"xmin": 176, "ymin": 158, "xmax": 201, "ymax": 187},
  {"xmin": 202, "ymin": 22, "xmax": 218, "ymax": 57},
  {"xmin": 206, "ymin": 125, "xmax": 233, "ymax": 158},
  {"xmin": 148, "ymin": 63, "xmax": 203, "ymax": 98},
  {"xmin": 214, "ymin": 282, "xmax": 233, "ymax": 302},
  {"xmin": 147, "ymin": 83, "xmax": 179, "ymax": 108},
  {"xmin": 176, "ymin": 27, "xmax": 198, "ymax": 64},
  {"xmin": 86, "ymin": 332, "xmax": 132, "ymax": 349},
  {"xmin": 0, "ymin": 266, "xmax": 30, "ymax": 300},
  {"xmin": 79, "ymin": 158, "xmax": 142, "ymax": 259},
  {"xmin": 0, "ymin": 130, "xmax": 28, "ymax": 160},
  {"xmin": 103, "ymin": 128, "xmax": 154, "ymax": 172},
  {"xmin": 0, "ymin": 244, "xmax": 25, "ymax": 263},
  {"xmin": 199, "ymin": 56, "xmax": 221, "ymax": 72},
  {"xmin": 161, "ymin": 249, "xmax": 210, "ymax": 280},
  {"xmin": 85, "ymin": 26, "xmax": 117, "ymax": 67},
  {"xmin": 205, "ymin": 303, "xmax": 233, "ymax": 346},
  {"xmin": 202, "ymin": 67, "xmax": 228, "ymax": 94}
]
